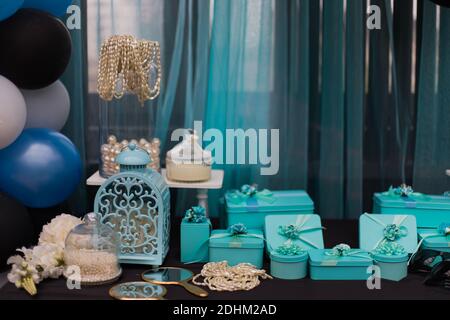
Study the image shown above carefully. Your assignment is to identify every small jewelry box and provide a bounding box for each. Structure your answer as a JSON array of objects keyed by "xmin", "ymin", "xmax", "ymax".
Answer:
[
  {"xmin": 359, "ymin": 213, "xmax": 417, "ymax": 281},
  {"xmin": 309, "ymin": 245, "xmax": 373, "ymax": 280},
  {"xmin": 208, "ymin": 225, "xmax": 264, "ymax": 268}
]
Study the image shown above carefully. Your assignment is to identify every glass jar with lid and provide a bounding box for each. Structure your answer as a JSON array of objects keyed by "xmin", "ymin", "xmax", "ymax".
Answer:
[
  {"xmin": 97, "ymin": 35, "xmax": 162, "ymax": 178},
  {"xmin": 64, "ymin": 213, "xmax": 122, "ymax": 285}
]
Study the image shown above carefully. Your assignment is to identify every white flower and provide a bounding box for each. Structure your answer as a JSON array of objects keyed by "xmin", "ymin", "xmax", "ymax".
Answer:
[{"xmin": 38, "ymin": 213, "xmax": 82, "ymax": 248}]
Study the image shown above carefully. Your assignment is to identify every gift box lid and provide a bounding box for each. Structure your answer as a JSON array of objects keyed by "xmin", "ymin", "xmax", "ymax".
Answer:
[
  {"xmin": 209, "ymin": 229, "xmax": 264, "ymax": 249},
  {"xmin": 265, "ymin": 214, "xmax": 324, "ymax": 251},
  {"xmin": 373, "ymin": 193, "xmax": 450, "ymax": 210},
  {"xmin": 372, "ymin": 252, "xmax": 409, "ymax": 263},
  {"xmin": 269, "ymin": 250, "xmax": 308, "ymax": 263},
  {"xmin": 359, "ymin": 213, "xmax": 417, "ymax": 253},
  {"xmin": 418, "ymin": 230, "xmax": 450, "ymax": 249},
  {"xmin": 225, "ymin": 189, "xmax": 313, "ymax": 213},
  {"xmin": 309, "ymin": 248, "xmax": 372, "ymax": 267}
]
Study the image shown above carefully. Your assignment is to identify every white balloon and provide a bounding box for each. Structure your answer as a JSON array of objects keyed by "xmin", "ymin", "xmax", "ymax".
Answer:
[
  {"xmin": 0, "ymin": 75, "xmax": 26, "ymax": 150},
  {"xmin": 22, "ymin": 80, "xmax": 70, "ymax": 132}
]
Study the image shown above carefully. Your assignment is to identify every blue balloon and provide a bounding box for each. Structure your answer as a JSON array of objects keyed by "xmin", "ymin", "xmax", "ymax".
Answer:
[
  {"xmin": 0, "ymin": 128, "xmax": 82, "ymax": 208},
  {"xmin": 22, "ymin": 0, "xmax": 73, "ymax": 17},
  {"xmin": 0, "ymin": 0, "xmax": 24, "ymax": 21}
]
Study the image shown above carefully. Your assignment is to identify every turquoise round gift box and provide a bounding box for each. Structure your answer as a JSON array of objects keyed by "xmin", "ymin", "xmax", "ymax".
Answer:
[
  {"xmin": 269, "ymin": 251, "xmax": 308, "ymax": 280},
  {"xmin": 372, "ymin": 253, "xmax": 409, "ymax": 282}
]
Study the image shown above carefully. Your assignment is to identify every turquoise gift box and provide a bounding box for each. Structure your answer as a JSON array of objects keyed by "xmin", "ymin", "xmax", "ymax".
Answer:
[
  {"xmin": 417, "ymin": 224, "xmax": 450, "ymax": 253},
  {"xmin": 209, "ymin": 226, "xmax": 264, "ymax": 268},
  {"xmin": 180, "ymin": 219, "xmax": 211, "ymax": 263},
  {"xmin": 265, "ymin": 214, "xmax": 324, "ymax": 280},
  {"xmin": 309, "ymin": 245, "xmax": 373, "ymax": 280},
  {"xmin": 359, "ymin": 213, "xmax": 417, "ymax": 281},
  {"xmin": 225, "ymin": 186, "xmax": 314, "ymax": 229},
  {"xmin": 373, "ymin": 185, "xmax": 450, "ymax": 228}
]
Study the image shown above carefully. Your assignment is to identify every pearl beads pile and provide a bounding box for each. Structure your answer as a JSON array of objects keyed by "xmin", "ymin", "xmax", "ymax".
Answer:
[{"xmin": 100, "ymin": 135, "xmax": 160, "ymax": 177}]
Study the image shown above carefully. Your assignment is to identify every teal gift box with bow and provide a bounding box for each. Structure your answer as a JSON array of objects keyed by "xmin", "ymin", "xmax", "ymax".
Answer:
[
  {"xmin": 359, "ymin": 213, "xmax": 417, "ymax": 281},
  {"xmin": 373, "ymin": 184, "xmax": 450, "ymax": 228},
  {"xmin": 208, "ymin": 224, "xmax": 264, "ymax": 268},
  {"xmin": 264, "ymin": 214, "xmax": 324, "ymax": 280},
  {"xmin": 417, "ymin": 223, "xmax": 450, "ymax": 253},
  {"xmin": 225, "ymin": 185, "xmax": 314, "ymax": 230},
  {"xmin": 180, "ymin": 207, "xmax": 211, "ymax": 263},
  {"xmin": 309, "ymin": 244, "xmax": 373, "ymax": 280}
]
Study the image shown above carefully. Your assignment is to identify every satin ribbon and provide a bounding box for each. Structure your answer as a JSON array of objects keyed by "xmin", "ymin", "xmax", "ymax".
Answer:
[
  {"xmin": 383, "ymin": 185, "xmax": 429, "ymax": 208},
  {"xmin": 277, "ymin": 215, "xmax": 325, "ymax": 249},
  {"xmin": 363, "ymin": 213, "xmax": 408, "ymax": 256},
  {"xmin": 321, "ymin": 244, "xmax": 371, "ymax": 266},
  {"xmin": 268, "ymin": 215, "xmax": 324, "ymax": 257},
  {"xmin": 209, "ymin": 223, "xmax": 265, "ymax": 248},
  {"xmin": 226, "ymin": 184, "xmax": 276, "ymax": 210}
]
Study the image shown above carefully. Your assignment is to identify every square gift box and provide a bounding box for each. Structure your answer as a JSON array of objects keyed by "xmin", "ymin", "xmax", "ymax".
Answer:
[
  {"xmin": 209, "ymin": 227, "xmax": 264, "ymax": 268},
  {"xmin": 225, "ymin": 186, "xmax": 314, "ymax": 229},
  {"xmin": 359, "ymin": 213, "xmax": 417, "ymax": 281},
  {"xmin": 264, "ymin": 214, "xmax": 324, "ymax": 280},
  {"xmin": 180, "ymin": 219, "xmax": 211, "ymax": 263},
  {"xmin": 373, "ymin": 185, "xmax": 450, "ymax": 228},
  {"xmin": 309, "ymin": 245, "xmax": 373, "ymax": 280},
  {"xmin": 417, "ymin": 224, "xmax": 450, "ymax": 253}
]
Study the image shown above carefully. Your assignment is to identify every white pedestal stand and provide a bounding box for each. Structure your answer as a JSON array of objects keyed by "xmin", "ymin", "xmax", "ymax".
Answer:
[{"xmin": 87, "ymin": 169, "xmax": 224, "ymax": 217}]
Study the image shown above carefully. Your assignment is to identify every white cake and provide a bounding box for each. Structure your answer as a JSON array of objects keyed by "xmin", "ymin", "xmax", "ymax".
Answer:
[{"xmin": 166, "ymin": 131, "xmax": 212, "ymax": 182}]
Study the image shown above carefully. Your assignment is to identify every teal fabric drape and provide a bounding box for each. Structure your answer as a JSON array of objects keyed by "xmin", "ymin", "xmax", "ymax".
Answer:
[
  {"xmin": 86, "ymin": 0, "xmax": 450, "ymax": 220},
  {"xmin": 205, "ymin": 0, "xmax": 273, "ymax": 216},
  {"xmin": 414, "ymin": 2, "xmax": 450, "ymax": 193},
  {"xmin": 61, "ymin": 0, "xmax": 87, "ymax": 215}
]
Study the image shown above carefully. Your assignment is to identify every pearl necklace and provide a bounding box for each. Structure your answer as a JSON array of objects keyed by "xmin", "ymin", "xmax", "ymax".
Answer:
[
  {"xmin": 97, "ymin": 35, "xmax": 161, "ymax": 105},
  {"xmin": 192, "ymin": 261, "xmax": 272, "ymax": 292}
]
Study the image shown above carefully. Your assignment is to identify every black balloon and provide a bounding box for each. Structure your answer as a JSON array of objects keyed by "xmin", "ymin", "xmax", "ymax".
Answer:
[
  {"xmin": 0, "ymin": 192, "xmax": 34, "ymax": 269},
  {"xmin": 0, "ymin": 9, "xmax": 72, "ymax": 89}
]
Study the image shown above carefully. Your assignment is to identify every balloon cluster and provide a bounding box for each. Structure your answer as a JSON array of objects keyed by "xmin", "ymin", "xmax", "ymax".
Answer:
[{"xmin": 0, "ymin": 1, "xmax": 81, "ymax": 213}]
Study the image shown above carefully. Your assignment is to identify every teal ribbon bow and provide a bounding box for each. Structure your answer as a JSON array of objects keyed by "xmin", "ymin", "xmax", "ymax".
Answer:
[
  {"xmin": 277, "ymin": 215, "xmax": 325, "ymax": 249},
  {"xmin": 275, "ymin": 241, "xmax": 304, "ymax": 256},
  {"xmin": 183, "ymin": 206, "xmax": 207, "ymax": 223},
  {"xmin": 227, "ymin": 223, "xmax": 247, "ymax": 236},
  {"xmin": 269, "ymin": 215, "xmax": 324, "ymax": 257},
  {"xmin": 383, "ymin": 184, "xmax": 427, "ymax": 200},
  {"xmin": 209, "ymin": 223, "xmax": 265, "ymax": 248},
  {"xmin": 321, "ymin": 244, "xmax": 371, "ymax": 266},
  {"xmin": 363, "ymin": 213, "xmax": 408, "ymax": 257},
  {"xmin": 227, "ymin": 184, "xmax": 275, "ymax": 206}
]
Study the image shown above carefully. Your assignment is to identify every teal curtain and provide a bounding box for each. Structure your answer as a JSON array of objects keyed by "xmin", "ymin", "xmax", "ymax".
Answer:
[
  {"xmin": 85, "ymin": 0, "xmax": 450, "ymax": 220},
  {"xmin": 414, "ymin": 2, "xmax": 450, "ymax": 194},
  {"xmin": 61, "ymin": 0, "xmax": 87, "ymax": 215}
]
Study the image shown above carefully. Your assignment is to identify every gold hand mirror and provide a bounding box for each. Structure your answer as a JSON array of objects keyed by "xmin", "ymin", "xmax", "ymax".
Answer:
[{"xmin": 142, "ymin": 267, "xmax": 208, "ymax": 298}]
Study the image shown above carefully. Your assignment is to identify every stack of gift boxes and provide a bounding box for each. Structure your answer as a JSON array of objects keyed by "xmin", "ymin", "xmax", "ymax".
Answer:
[{"xmin": 180, "ymin": 184, "xmax": 450, "ymax": 281}]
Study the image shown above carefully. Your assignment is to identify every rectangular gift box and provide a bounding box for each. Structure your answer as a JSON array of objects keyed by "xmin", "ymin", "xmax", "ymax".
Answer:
[
  {"xmin": 418, "ymin": 230, "xmax": 450, "ymax": 253},
  {"xmin": 264, "ymin": 214, "xmax": 324, "ymax": 279},
  {"xmin": 373, "ymin": 192, "xmax": 450, "ymax": 228},
  {"xmin": 180, "ymin": 219, "xmax": 211, "ymax": 263},
  {"xmin": 359, "ymin": 214, "xmax": 417, "ymax": 281},
  {"xmin": 309, "ymin": 249, "xmax": 373, "ymax": 280},
  {"xmin": 209, "ymin": 229, "xmax": 264, "ymax": 268},
  {"xmin": 225, "ymin": 189, "xmax": 314, "ymax": 229}
]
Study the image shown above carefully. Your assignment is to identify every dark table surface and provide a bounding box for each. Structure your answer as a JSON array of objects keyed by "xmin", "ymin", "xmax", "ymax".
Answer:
[{"xmin": 1, "ymin": 219, "xmax": 449, "ymax": 300}]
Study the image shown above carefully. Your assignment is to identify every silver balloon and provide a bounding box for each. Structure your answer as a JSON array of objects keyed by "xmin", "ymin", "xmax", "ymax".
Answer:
[
  {"xmin": 0, "ymin": 75, "xmax": 26, "ymax": 149},
  {"xmin": 22, "ymin": 80, "xmax": 70, "ymax": 131}
]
